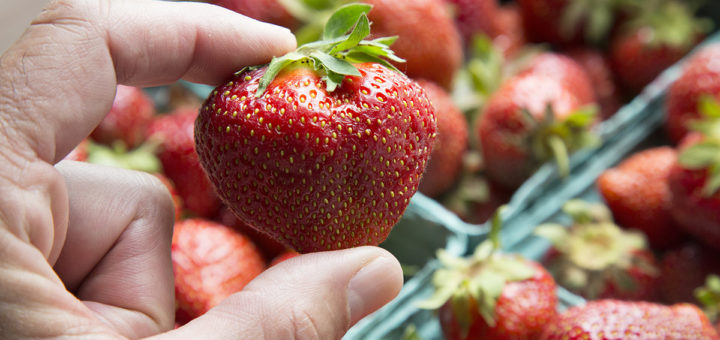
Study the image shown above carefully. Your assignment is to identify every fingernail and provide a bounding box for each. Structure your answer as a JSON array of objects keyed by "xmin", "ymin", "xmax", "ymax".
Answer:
[{"xmin": 347, "ymin": 255, "xmax": 401, "ymax": 324}]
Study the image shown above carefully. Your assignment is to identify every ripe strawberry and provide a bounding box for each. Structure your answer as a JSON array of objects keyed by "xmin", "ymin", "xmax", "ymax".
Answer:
[
  {"xmin": 63, "ymin": 139, "xmax": 89, "ymax": 162},
  {"xmin": 564, "ymin": 47, "xmax": 623, "ymax": 119},
  {"xmin": 416, "ymin": 79, "xmax": 468, "ymax": 198},
  {"xmin": 660, "ymin": 242, "xmax": 720, "ymax": 304},
  {"xmin": 364, "ymin": 0, "xmax": 463, "ymax": 89},
  {"xmin": 91, "ymin": 85, "xmax": 155, "ymax": 149},
  {"xmin": 669, "ymin": 128, "xmax": 720, "ymax": 251},
  {"xmin": 194, "ymin": 5, "xmax": 437, "ymax": 253},
  {"xmin": 148, "ymin": 107, "xmax": 222, "ymax": 218},
  {"xmin": 172, "ymin": 218, "xmax": 266, "ymax": 319},
  {"xmin": 420, "ymin": 211, "xmax": 557, "ymax": 339},
  {"xmin": 517, "ymin": 0, "xmax": 629, "ymax": 47},
  {"xmin": 609, "ymin": 1, "xmax": 708, "ymax": 95},
  {"xmin": 540, "ymin": 300, "xmax": 720, "ymax": 339},
  {"xmin": 520, "ymin": 52, "xmax": 596, "ymax": 105},
  {"xmin": 444, "ymin": 0, "xmax": 499, "ymax": 48},
  {"xmin": 666, "ymin": 44, "xmax": 720, "ymax": 144},
  {"xmin": 596, "ymin": 146, "xmax": 687, "ymax": 249},
  {"xmin": 536, "ymin": 200, "xmax": 660, "ymax": 301},
  {"xmin": 208, "ymin": 0, "xmax": 297, "ymax": 29},
  {"xmin": 477, "ymin": 65, "xmax": 597, "ymax": 189}
]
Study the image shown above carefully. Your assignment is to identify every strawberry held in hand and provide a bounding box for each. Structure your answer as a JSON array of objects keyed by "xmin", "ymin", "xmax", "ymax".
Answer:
[{"xmin": 195, "ymin": 4, "xmax": 437, "ymax": 253}]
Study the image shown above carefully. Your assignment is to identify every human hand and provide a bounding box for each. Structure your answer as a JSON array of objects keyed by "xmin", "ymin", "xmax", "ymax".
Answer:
[{"xmin": 0, "ymin": 0, "xmax": 403, "ymax": 339}]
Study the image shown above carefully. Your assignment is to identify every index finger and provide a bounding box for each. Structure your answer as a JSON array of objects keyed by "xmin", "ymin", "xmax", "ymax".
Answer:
[{"xmin": 0, "ymin": 0, "xmax": 296, "ymax": 164}]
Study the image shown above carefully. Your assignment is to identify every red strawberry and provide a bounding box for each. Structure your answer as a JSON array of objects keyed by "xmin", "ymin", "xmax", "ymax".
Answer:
[
  {"xmin": 540, "ymin": 300, "xmax": 720, "ymax": 339},
  {"xmin": 364, "ymin": 0, "xmax": 463, "ymax": 89},
  {"xmin": 63, "ymin": 139, "xmax": 89, "ymax": 162},
  {"xmin": 194, "ymin": 6, "xmax": 437, "ymax": 253},
  {"xmin": 520, "ymin": 52, "xmax": 596, "ymax": 105},
  {"xmin": 91, "ymin": 85, "xmax": 155, "ymax": 149},
  {"xmin": 536, "ymin": 200, "xmax": 660, "ymax": 301},
  {"xmin": 416, "ymin": 79, "xmax": 468, "ymax": 198},
  {"xmin": 517, "ymin": 0, "xmax": 628, "ymax": 47},
  {"xmin": 148, "ymin": 107, "xmax": 222, "ymax": 218},
  {"xmin": 660, "ymin": 242, "xmax": 720, "ymax": 304},
  {"xmin": 596, "ymin": 146, "xmax": 687, "ymax": 249},
  {"xmin": 420, "ymin": 211, "xmax": 557, "ymax": 339},
  {"xmin": 564, "ymin": 47, "xmax": 623, "ymax": 119},
  {"xmin": 666, "ymin": 44, "xmax": 720, "ymax": 144},
  {"xmin": 669, "ymin": 129, "xmax": 720, "ymax": 251},
  {"xmin": 609, "ymin": 1, "xmax": 708, "ymax": 95},
  {"xmin": 172, "ymin": 218, "xmax": 266, "ymax": 319},
  {"xmin": 208, "ymin": 0, "xmax": 297, "ymax": 29},
  {"xmin": 444, "ymin": 0, "xmax": 499, "ymax": 47},
  {"xmin": 477, "ymin": 68, "xmax": 597, "ymax": 189}
]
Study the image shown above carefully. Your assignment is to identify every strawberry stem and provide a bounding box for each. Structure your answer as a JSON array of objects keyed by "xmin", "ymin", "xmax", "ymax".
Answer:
[{"xmin": 255, "ymin": 3, "xmax": 403, "ymax": 97}]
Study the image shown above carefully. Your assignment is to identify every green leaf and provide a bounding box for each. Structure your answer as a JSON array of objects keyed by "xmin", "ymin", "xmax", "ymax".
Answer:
[
  {"xmin": 490, "ymin": 257, "xmax": 535, "ymax": 282},
  {"xmin": 703, "ymin": 164, "xmax": 720, "ymax": 196},
  {"xmin": 311, "ymin": 52, "xmax": 360, "ymax": 76},
  {"xmin": 330, "ymin": 14, "xmax": 371, "ymax": 54},
  {"xmin": 322, "ymin": 3, "xmax": 373, "ymax": 40},
  {"xmin": 353, "ymin": 43, "xmax": 405, "ymax": 63},
  {"xmin": 472, "ymin": 241, "xmax": 494, "ymax": 262},
  {"xmin": 474, "ymin": 271, "xmax": 505, "ymax": 327},
  {"xmin": 678, "ymin": 141, "xmax": 720, "ymax": 169},
  {"xmin": 547, "ymin": 135, "xmax": 570, "ymax": 177},
  {"xmin": 699, "ymin": 95, "xmax": 720, "ymax": 119},
  {"xmin": 344, "ymin": 51, "xmax": 401, "ymax": 72},
  {"xmin": 417, "ymin": 271, "xmax": 463, "ymax": 310},
  {"xmin": 368, "ymin": 36, "xmax": 398, "ymax": 47},
  {"xmin": 565, "ymin": 105, "xmax": 598, "ymax": 127},
  {"xmin": 256, "ymin": 52, "xmax": 306, "ymax": 97}
]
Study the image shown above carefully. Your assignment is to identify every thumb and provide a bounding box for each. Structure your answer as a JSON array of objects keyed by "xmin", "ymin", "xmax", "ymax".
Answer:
[{"xmin": 151, "ymin": 246, "xmax": 403, "ymax": 340}]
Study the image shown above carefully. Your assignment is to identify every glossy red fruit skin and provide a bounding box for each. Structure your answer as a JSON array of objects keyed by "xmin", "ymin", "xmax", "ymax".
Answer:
[
  {"xmin": 439, "ymin": 260, "xmax": 557, "ymax": 340},
  {"xmin": 416, "ymin": 80, "xmax": 468, "ymax": 198},
  {"xmin": 660, "ymin": 242, "xmax": 720, "ymax": 304},
  {"xmin": 540, "ymin": 300, "xmax": 720, "ymax": 340},
  {"xmin": 596, "ymin": 147, "xmax": 687, "ymax": 249},
  {"xmin": 147, "ymin": 108, "xmax": 221, "ymax": 218},
  {"xmin": 172, "ymin": 218, "xmax": 266, "ymax": 319},
  {"xmin": 364, "ymin": 0, "xmax": 463, "ymax": 89},
  {"xmin": 195, "ymin": 63, "xmax": 437, "ymax": 253},
  {"xmin": 477, "ymin": 73, "xmax": 588, "ymax": 189},
  {"xmin": 668, "ymin": 133, "xmax": 720, "ymax": 251},
  {"xmin": 521, "ymin": 52, "xmax": 597, "ymax": 105},
  {"xmin": 209, "ymin": 0, "xmax": 297, "ymax": 29},
  {"xmin": 666, "ymin": 45, "xmax": 720, "ymax": 144},
  {"xmin": 91, "ymin": 85, "xmax": 155, "ymax": 149},
  {"xmin": 564, "ymin": 48, "xmax": 623, "ymax": 119},
  {"xmin": 610, "ymin": 29, "xmax": 698, "ymax": 96}
]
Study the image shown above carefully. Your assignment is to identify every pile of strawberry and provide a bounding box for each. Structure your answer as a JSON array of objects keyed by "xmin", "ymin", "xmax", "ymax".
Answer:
[
  {"xmin": 210, "ymin": 0, "xmax": 713, "ymax": 225},
  {"xmin": 420, "ymin": 42, "xmax": 720, "ymax": 339}
]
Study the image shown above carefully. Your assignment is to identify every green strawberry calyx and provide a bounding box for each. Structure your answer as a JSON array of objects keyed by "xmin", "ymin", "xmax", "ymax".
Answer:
[
  {"xmin": 253, "ymin": 3, "xmax": 404, "ymax": 97},
  {"xmin": 418, "ymin": 207, "xmax": 534, "ymax": 335},
  {"xmin": 86, "ymin": 140, "xmax": 162, "ymax": 173},
  {"xmin": 696, "ymin": 274, "xmax": 720, "ymax": 323},
  {"xmin": 560, "ymin": 0, "xmax": 630, "ymax": 44},
  {"xmin": 679, "ymin": 95, "xmax": 720, "ymax": 196},
  {"xmin": 622, "ymin": 0, "xmax": 711, "ymax": 50},
  {"xmin": 535, "ymin": 200, "xmax": 658, "ymax": 299},
  {"xmin": 526, "ymin": 104, "xmax": 601, "ymax": 178}
]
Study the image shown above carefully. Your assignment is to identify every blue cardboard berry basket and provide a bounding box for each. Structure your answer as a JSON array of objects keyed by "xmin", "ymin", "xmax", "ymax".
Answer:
[{"xmin": 341, "ymin": 26, "xmax": 720, "ymax": 340}]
